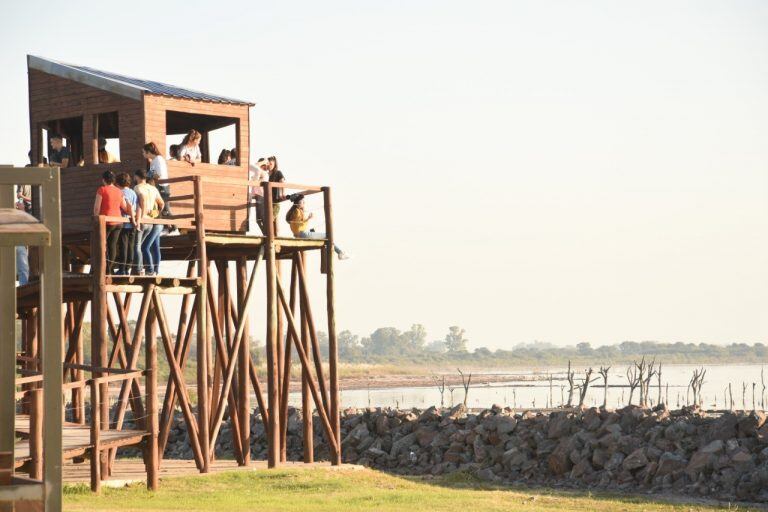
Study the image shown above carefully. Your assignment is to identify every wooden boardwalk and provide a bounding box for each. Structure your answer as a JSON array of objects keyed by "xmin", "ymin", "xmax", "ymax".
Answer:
[{"xmin": 14, "ymin": 415, "xmax": 146, "ymax": 468}]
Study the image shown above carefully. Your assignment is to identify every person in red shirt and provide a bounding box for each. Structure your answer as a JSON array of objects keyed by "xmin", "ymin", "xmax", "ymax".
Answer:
[{"xmin": 93, "ymin": 171, "xmax": 132, "ymax": 274}]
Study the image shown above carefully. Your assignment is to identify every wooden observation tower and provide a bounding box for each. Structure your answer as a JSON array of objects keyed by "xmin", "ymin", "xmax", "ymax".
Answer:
[{"xmin": 10, "ymin": 55, "xmax": 342, "ymax": 496}]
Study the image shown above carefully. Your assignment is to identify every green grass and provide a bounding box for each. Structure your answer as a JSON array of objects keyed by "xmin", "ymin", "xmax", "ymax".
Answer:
[{"xmin": 63, "ymin": 467, "xmax": 758, "ymax": 512}]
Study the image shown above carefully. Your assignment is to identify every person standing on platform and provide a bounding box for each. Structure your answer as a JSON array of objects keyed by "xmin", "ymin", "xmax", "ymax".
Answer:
[
  {"xmin": 250, "ymin": 158, "xmax": 270, "ymax": 233},
  {"xmin": 49, "ymin": 134, "xmax": 70, "ymax": 168},
  {"xmin": 267, "ymin": 155, "xmax": 285, "ymax": 232},
  {"xmin": 134, "ymin": 170, "xmax": 165, "ymax": 276},
  {"xmin": 14, "ymin": 185, "xmax": 31, "ymax": 285},
  {"xmin": 116, "ymin": 173, "xmax": 138, "ymax": 275},
  {"xmin": 93, "ymin": 171, "xmax": 131, "ymax": 274},
  {"xmin": 143, "ymin": 142, "xmax": 173, "ymax": 224},
  {"xmin": 178, "ymin": 129, "xmax": 202, "ymax": 166}
]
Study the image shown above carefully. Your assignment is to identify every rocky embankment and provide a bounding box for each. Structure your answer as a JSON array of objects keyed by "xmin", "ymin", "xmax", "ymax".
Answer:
[{"xmin": 153, "ymin": 404, "xmax": 768, "ymax": 503}]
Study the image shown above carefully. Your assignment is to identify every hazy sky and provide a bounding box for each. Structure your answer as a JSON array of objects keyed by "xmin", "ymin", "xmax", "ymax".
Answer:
[{"xmin": 1, "ymin": 1, "xmax": 767, "ymax": 349}]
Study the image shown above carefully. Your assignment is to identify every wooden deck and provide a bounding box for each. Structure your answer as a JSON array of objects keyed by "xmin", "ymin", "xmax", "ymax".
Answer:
[{"xmin": 14, "ymin": 415, "xmax": 146, "ymax": 469}]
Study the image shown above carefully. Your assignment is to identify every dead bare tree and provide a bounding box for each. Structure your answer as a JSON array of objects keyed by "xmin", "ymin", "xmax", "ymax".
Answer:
[
  {"xmin": 432, "ymin": 374, "xmax": 446, "ymax": 408},
  {"xmin": 642, "ymin": 358, "xmax": 657, "ymax": 407},
  {"xmin": 566, "ymin": 360, "xmax": 576, "ymax": 407},
  {"xmin": 657, "ymin": 362, "xmax": 663, "ymax": 405},
  {"xmin": 753, "ymin": 382, "xmax": 757, "ymax": 411},
  {"xmin": 598, "ymin": 365, "xmax": 611, "ymax": 409},
  {"xmin": 729, "ymin": 382, "xmax": 734, "ymax": 411},
  {"xmin": 742, "ymin": 382, "xmax": 747, "ymax": 410},
  {"xmin": 689, "ymin": 368, "xmax": 706, "ymax": 407},
  {"xmin": 626, "ymin": 363, "xmax": 641, "ymax": 406},
  {"xmin": 762, "ymin": 368, "xmax": 766, "ymax": 411},
  {"xmin": 578, "ymin": 367, "xmax": 595, "ymax": 407},
  {"xmin": 458, "ymin": 368, "xmax": 472, "ymax": 407}
]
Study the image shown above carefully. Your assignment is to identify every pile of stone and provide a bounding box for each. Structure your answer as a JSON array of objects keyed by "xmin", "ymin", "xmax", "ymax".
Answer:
[{"xmin": 152, "ymin": 404, "xmax": 768, "ymax": 502}]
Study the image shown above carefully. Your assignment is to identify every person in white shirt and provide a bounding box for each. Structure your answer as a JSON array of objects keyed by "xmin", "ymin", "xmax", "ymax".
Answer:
[
  {"xmin": 178, "ymin": 129, "xmax": 202, "ymax": 165},
  {"xmin": 142, "ymin": 142, "xmax": 173, "ymax": 220},
  {"xmin": 250, "ymin": 158, "xmax": 270, "ymax": 233}
]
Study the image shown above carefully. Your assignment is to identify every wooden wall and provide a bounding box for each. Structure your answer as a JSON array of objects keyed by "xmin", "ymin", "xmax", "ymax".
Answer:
[
  {"xmin": 28, "ymin": 69, "xmax": 145, "ymax": 235},
  {"xmin": 144, "ymin": 95, "xmax": 250, "ymax": 232}
]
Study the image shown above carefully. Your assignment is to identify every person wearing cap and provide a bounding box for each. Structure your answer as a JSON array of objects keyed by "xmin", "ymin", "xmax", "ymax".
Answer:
[{"xmin": 285, "ymin": 194, "xmax": 349, "ymax": 260}]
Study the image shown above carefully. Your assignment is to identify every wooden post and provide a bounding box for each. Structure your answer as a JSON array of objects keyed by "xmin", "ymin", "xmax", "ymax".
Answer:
[
  {"xmin": 299, "ymin": 255, "xmax": 313, "ymax": 463},
  {"xmin": 145, "ymin": 285, "xmax": 158, "ymax": 491},
  {"xmin": 0, "ymin": 185, "xmax": 16, "ymax": 472},
  {"xmin": 193, "ymin": 176, "xmax": 210, "ymax": 473},
  {"xmin": 41, "ymin": 168, "xmax": 64, "ymax": 509},
  {"xmin": 236, "ymin": 257, "xmax": 250, "ymax": 465},
  {"xmin": 279, "ymin": 259, "xmax": 297, "ymax": 462},
  {"xmin": 90, "ymin": 380, "xmax": 101, "ymax": 492},
  {"xmin": 29, "ymin": 389, "xmax": 43, "ymax": 480},
  {"xmin": 91, "ymin": 215, "xmax": 110, "ymax": 478},
  {"xmin": 322, "ymin": 187, "xmax": 341, "ymax": 465},
  {"xmin": 263, "ymin": 182, "xmax": 280, "ymax": 468}
]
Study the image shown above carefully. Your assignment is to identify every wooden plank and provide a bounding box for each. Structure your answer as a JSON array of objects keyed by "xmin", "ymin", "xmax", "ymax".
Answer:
[
  {"xmin": 0, "ymin": 208, "xmax": 50, "ymax": 247},
  {"xmin": 193, "ymin": 176, "xmax": 211, "ymax": 473}
]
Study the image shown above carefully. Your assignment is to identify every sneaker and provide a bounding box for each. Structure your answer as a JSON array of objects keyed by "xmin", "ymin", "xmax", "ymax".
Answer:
[
  {"xmin": 168, "ymin": 228, "xmax": 181, "ymax": 236},
  {"xmin": 337, "ymin": 252, "xmax": 351, "ymax": 260}
]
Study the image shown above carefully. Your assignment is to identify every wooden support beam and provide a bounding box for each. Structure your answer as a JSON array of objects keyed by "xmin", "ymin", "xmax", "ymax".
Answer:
[
  {"xmin": 323, "ymin": 186, "xmax": 342, "ymax": 465},
  {"xmin": 193, "ymin": 176, "xmax": 211, "ymax": 473},
  {"xmin": 145, "ymin": 293, "xmax": 159, "ymax": 491},
  {"xmin": 263, "ymin": 181, "xmax": 280, "ymax": 468},
  {"xmin": 208, "ymin": 251, "xmax": 260, "ymax": 454},
  {"xmin": 157, "ymin": 298, "xmax": 198, "ymax": 458},
  {"xmin": 236, "ymin": 257, "xmax": 251, "ymax": 465},
  {"xmin": 276, "ymin": 279, "xmax": 339, "ymax": 458},
  {"xmin": 279, "ymin": 258, "xmax": 298, "ymax": 462},
  {"xmin": 89, "ymin": 380, "xmax": 101, "ymax": 493},
  {"xmin": 152, "ymin": 292, "xmax": 205, "ymax": 470},
  {"xmin": 91, "ymin": 215, "xmax": 110, "ymax": 478},
  {"xmin": 205, "ymin": 270, "xmax": 244, "ymax": 463},
  {"xmin": 300, "ymin": 255, "xmax": 313, "ymax": 463},
  {"xmin": 296, "ymin": 252, "xmax": 330, "ymax": 414}
]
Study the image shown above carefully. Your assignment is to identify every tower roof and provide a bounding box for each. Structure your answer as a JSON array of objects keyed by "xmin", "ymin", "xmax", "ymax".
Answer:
[{"xmin": 28, "ymin": 55, "xmax": 254, "ymax": 106}]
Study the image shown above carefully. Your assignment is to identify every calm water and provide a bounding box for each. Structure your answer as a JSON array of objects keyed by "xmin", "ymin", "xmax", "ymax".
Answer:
[{"xmin": 288, "ymin": 364, "xmax": 768, "ymax": 411}]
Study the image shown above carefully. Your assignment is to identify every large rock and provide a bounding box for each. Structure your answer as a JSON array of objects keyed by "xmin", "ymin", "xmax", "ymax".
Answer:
[
  {"xmin": 389, "ymin": 432, "xmax": 417, "ymax": 457},
  {"xmin": 547, "ymin": 439, "xmax": 575, "ymax": 475},
  {"xmin": 656, "ymin": 452, "xmax": 687, "ymax": 477},
  {"xmin": 622, "ymin": 448, "xmax": 649, "ymax": 471}
]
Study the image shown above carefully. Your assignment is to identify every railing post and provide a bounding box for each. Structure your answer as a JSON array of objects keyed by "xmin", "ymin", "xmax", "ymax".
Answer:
[
  {"xmin": 90, "ymin": 215, "xmax": 110, "ymax": 479},
  {"xmin": 29, "ymin": 389, "xmax": 43, "ymax": 480},
  {"xmin": 192, "ymin": 176, "xmax": 210, "ymax": 473},
  {"xmin": 145, "ymin": 284, "xmax": 158, "ymax": 489},
  {"xmin": 90, "ymin": 380, "xmax": 101, "ymax": 493},
  {"xmin": 321, "ymin": 186, "xmax": 341, "ymax": 465},
  {"xmin": 262, "ymin": 182, "xmax": 280, "ymax": 468}
]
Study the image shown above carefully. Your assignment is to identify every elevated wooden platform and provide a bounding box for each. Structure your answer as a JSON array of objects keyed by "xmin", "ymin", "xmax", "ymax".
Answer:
[
  {"xmin": 60, "ymin": 232, "xmax": 326, "ymax": 266},
  {"xmin": 14, "ymin": 415, "xmax": 146, "ymax": 469}
]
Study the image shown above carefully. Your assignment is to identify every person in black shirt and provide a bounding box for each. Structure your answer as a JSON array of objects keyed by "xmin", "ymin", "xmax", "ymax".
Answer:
[
  {"xmin": 268, "ymin": 155, "xmax": 285, "ymax": 231},
  {"xmin": 49, "ymin": 134, "xmax": 70, "ymax": 168}
]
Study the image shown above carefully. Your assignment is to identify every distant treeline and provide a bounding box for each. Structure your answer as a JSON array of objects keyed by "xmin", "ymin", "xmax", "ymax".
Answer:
[
  {"xmin": 329, "ymin": 325, "xmax": 768, "ymax": 365},
  {"xmin": 34, "ymin": 321, "xmax": 767, "ymax": 368}
]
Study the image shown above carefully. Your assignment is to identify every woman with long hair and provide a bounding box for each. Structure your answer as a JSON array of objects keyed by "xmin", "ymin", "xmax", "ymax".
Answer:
[
  {"xmin": 142, "ymin": 142, "xmax": 172, "ymax": 217},
  {"xmin": 267, "ymin": 155, "xmax": 285, "ymax": 231},
  {"xmin": 178, "ymin": 129, "xmax": 202, "ymax": 165},
  {"xmin": 217, "ymin": 149, "xmax": 231, "ymax": 165},
  {"xmin": 134, "ymin": 170, "xmax": 165, "ymax": 275}
]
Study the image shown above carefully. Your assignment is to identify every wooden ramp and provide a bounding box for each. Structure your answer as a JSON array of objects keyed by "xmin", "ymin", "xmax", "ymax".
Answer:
[{"xmin": 14, "ymin": 415, "xmax": 146, "ymax": 469}]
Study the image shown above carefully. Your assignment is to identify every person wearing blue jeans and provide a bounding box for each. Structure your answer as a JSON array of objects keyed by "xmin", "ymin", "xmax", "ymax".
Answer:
[
  {"xmin": 16, "ymin": 246, "xmax": 29, "ymax": 285},
  {"xmin": 141, "ymin": 224, "xmax": 163, "ymax": 275},
  {"xmin": 134, "ymin": 170, "xmax": 165, "ymax": 275}
]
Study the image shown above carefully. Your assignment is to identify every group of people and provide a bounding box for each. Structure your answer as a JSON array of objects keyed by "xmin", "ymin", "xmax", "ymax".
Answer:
[
  {"xmin": 15, "ymin": 129, "xmax": 347, "ymax": 284},
  {"xmin": 93, "ymin": 164, "xmax": 166, "ymax": 275}
]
